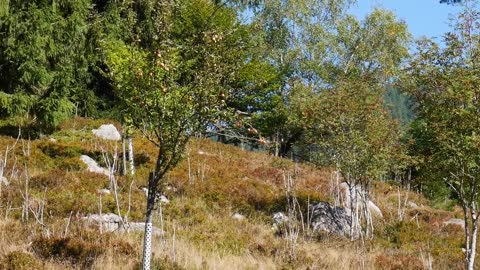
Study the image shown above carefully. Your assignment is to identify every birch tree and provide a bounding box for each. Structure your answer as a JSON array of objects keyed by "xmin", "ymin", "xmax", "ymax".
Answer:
[
  {"xmin": 103, "ymin": 0, "xmax": 249, "ymax": 268},
  {"xmin": 404, "ymin": 3, "xmax": 480, "ymax": 269}
]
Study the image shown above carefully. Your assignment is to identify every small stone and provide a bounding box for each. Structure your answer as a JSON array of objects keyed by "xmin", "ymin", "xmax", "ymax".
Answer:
[
  {"xmin": 97, "ymin": 189, "xmax": 111, "ymax": 195},
  {"xmin": 272, "ymin": 212, "xmax": 289, "ymax": 230},
  {"xmin": 408, "ymin": 201, "xmax": 419, "ymax": 209},
  {"xmin": 232, "ymin": 213, "xmax": 246, "ymax": 221},
  {"xmin": 0, "ymin": 176, "xmax": 9, "ymax": 186},
  {"xmin": 158, "ymin": 195, "xmax": 169, "ymax": 204}
]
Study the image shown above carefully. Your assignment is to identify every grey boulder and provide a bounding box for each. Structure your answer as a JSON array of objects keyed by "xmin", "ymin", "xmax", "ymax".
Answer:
[{"xmin": 310, "ymin": 201, "xmax": 351, "ymax": 237}]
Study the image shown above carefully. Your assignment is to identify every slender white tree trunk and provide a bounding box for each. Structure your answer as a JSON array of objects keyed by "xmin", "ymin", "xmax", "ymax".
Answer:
[
  {"xmin": 128, "ymin": 136, "xmax": 135, "ymax": 175},
  {"xmin": 347, "ymin": 183, "xmax": 357, "ymax": 241},
  {"xmin": 467, "ymin": 204, "xmax": 478, "ymax": 270},
  {"xmin": 122, "ymin": 137, "xmax": 127, "ymax": 176}
]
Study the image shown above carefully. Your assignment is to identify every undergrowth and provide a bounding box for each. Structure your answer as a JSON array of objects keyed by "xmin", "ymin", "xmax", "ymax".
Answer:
[{"xmin": 0, "ymin": 117, "xmax": 470, "ymax": 269}]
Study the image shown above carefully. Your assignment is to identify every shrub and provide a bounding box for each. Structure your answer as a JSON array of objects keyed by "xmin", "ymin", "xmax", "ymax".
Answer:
[
  {"xmin": 38, "ymin": 141, "xmax": 83, "ymax": 159},
  {"xmin": 375, "ymin": 253, "xmax": 424, "ymax": 270},
  {"xmin": 0, "ymin": 251, "xmax": 43, "ymax": 270},
  {"xmin": 32, "ymin": 236, "xmax": 103, "ymax": 268}
]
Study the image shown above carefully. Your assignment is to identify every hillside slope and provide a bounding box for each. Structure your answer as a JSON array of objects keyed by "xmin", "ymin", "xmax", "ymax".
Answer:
[{"xmin": 0, "ymin": 118, "xmax": 468, "ymax": 269}]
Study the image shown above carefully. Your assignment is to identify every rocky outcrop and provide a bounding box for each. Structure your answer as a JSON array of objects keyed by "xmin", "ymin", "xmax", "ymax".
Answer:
[
  {"xmin": 310, "ymin": 201, "xmax": 351, "ymax": 237},
  {"xmin": 272, "ymin": 202, "xmax": 352, "ymax": 237}
]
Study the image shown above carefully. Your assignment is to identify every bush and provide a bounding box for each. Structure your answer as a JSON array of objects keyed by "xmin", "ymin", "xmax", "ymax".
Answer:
[
  {"xmin": 32, "ymin": 236, "xmax": 103, "ymax": 268},
  {"xmin": 38, "ymin": 141, "xmax": 83, "ymax": 158},
  {"xmin": 0, "ymin": 251, "xmax": 43, "ymax": 270},
  {"xmin": 375, "ymin": 253, "xmax": 424, "ymax": 270}
]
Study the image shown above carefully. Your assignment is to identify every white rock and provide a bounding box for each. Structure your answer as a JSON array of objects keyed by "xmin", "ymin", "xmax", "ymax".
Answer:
[
  {"xmin": 232, "ymin": 213, "xmax": 246, "ymax": 221},
  {"xmin": 367, "ymin": 201, "xmax": 383, "ymax": 218},
  {"xmin": 92, "ymin": 124, "xmax": 121, "ymax": 141},
  {"xmin": 49, "ymin": 138, "xmax": 57, "ymax": 142},
  {"xmin": 272, "ymin": 212, "xmax": 290, "ymax": 231},
  {"xmin": 83, "ymin": 213, "xmax": 123, "ymax": 232},
  {"xmin": 408, "ymin": 201, "xmax": 419, "ymax": 209},
  {"xmin": 273, "ymin": 212, "xmax": 289, "ymax": 224},
  {"xmin": 97, "ymin": 188, "xmax": 111, "ymax": 195},
  {"xmin": 443, "ymin": 218, "xmax": 465, "ymax": 228},
  {"xmin": 0, "ymin": 176, "xmax": 9, "ymax": 186},
  {"xmin": 158, "ymin": 195, "xmax": 170, "ymax": 204},
  {"xmin": 83, "ymin": 213, "xmax": 164, "ymax": 235},
  {"xmin": 80, "ymin": 155, "xmax": 110, "ymax": 176},
  {"xmin": 86, "ymin": 213, "xmax": 122, "ymax": 223}
]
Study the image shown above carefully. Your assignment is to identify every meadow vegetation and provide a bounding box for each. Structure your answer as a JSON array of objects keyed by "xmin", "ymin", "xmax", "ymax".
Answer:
[{"xmin": 0, "ymin": 118, "xmax": 471, "ymax": 269}]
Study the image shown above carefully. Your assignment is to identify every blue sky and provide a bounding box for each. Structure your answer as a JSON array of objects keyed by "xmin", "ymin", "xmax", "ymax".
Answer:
[{"xmin": 350, "ymin": 0, "xmax": 463, "ymax": 40}]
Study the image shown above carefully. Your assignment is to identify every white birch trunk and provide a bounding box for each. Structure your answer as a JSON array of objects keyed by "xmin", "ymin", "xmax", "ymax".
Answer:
[
  {"xmin": 128, "ymin": 136, "xmax": 135, "ymax": 175},
  {"xmin": 467, "ymin": 204, "xmax": 478, "ymax": 270},
  {"xmin": 122, "ymin": 137, "xmax": 127, "ymax": 176}
]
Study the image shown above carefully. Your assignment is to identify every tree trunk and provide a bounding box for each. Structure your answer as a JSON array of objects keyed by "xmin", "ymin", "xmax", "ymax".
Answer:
[
  {"xmin": 467, "ymin": 204, "xmax": 478, "ymax": 270},
  {"xmin": 128, "ymin": 136, "xmax": 135, "ymax": 175},
  {"xmin": 142, "ymin": 172, "xmax": 157, "ymax": 270},
  {"xmin": 122, "ymin": 137, "xmax": 127, "ymax": 176},
  {"xmin": 347, "ymin": 183, "xmax": 356, "ymax": 241}
]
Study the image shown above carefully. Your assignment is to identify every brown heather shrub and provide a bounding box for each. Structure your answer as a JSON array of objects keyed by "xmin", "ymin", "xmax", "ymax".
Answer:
[
  {"xmin": 377, "ymin": 221, "xmax": 432, "ymax": 251},
  {"xmin": 30, "ymin": 169, "xmax": 72, "ymax": 189},
  {"xmin": 32, "ymin": 235, "xmax": 103, "ymax": 268},
  {"xmin": 375, "ymin": 252, "xmax": 424, "ymax": 270},
  {"xmin": 0, "ymin": 251, "xmax": 44, "ymax": 270}
]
